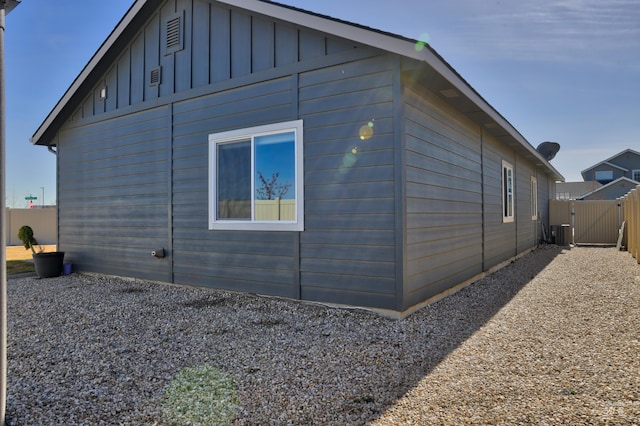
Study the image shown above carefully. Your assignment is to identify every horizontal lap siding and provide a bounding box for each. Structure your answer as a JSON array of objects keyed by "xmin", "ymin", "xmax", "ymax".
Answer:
[
  {"xmin": 299, "ymin": 55, "xmax": 398, "ymax": 309},
  {"xmin": 403, "ymin": 85, "xmax": 483, "ymax": 308},
  {"xmin": 172, "ymin": 78, "xmax": 297, "ymax": 297},
  {"xmin": 58, "ymin": 107, "xmax": 170, "ymax": 281},
  {"xmin": 516, "ymin": 158, "xmax": 536, "ymax": 253},
  {"xmin": 482, "ymin": 136, "xmax": 516, "ymax": 268},
  {"xmin": 60, "ymin": 0, "xmax": 392, "ymax": 306}
]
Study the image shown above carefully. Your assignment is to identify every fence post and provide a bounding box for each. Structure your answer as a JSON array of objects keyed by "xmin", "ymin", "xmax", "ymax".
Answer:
[
  {"xmin": 635, "ymin": 187, "xmax": 640, "ymax": 263},
  {"xmin": 622, "ymin": 194, "xmax": 629, "ymax": 250},
  {"xmin": 630, "ymin": 191, "xmax": 636, "ymax": 257},
  {"xmin": 627, "ymin": 189, "xmax": 638, "ymax": 260}
]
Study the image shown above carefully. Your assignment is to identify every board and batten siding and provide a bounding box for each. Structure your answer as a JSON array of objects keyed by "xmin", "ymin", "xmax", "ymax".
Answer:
[
  {"xmin": 298, "ymin": 54, "xmax": 398, "ymax": 310},
  {"xmin": 57, "ymin": 106, "xmax": 171, "ymax": 282},
  {"xmin": 402, "ymin": 83, "xmax": 483, "ymax": 308},
  {"xmin": 75, "ymin": 0, "xmax": 360, "ymax": 122}
]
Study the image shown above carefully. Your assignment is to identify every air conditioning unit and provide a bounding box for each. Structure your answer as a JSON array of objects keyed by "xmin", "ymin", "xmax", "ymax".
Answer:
[{"xmin": 551, "ymin": 224, "xmax": 572, "ymax": 246}]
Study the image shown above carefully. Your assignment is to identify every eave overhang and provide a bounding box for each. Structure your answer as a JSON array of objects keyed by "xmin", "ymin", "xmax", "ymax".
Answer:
[
  {"xmin": 30, "ymin": 0, "xmax": 564, "ymax": 182},
  {"xmin": 30, "ymin": 0, "xmax": 160, "ymax": 147},
  {"xmin": 0, "ymin": 0, "xmax": 21, "ymax": 14}
]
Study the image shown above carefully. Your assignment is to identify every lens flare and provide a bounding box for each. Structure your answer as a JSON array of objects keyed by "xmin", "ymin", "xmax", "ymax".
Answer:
[
  {"xmin": 359, "ymin": 119, "xmax": 375, "ymax": 141},
  {"xmin": 340, "ymin": 120, "xmax": 377, "ymax": 174},
  {"xmin": 342, "ymin": 153, "xmax": 357, "ymax": 169},
  {"xmin": 359, "ymin": 125, "xmax": 373, "ymax": 141},
  {"xmin": 415, "ymin": 33, "xmax": 430, "ymax": 52}
]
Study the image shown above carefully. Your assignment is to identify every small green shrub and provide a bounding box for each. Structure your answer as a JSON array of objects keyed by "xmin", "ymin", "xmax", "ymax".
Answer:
[
  {"xmin": 162, "ymin": 364, "xmax": 238, "ymax": 426},
  {"xmin": 17, "ymin": 225, "xmax": 38, "ymax": 254}
]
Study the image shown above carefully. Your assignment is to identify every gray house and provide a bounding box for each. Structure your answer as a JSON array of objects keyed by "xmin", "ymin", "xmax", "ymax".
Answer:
[
  {"xmin": 579, "ymin": 177, "xmax": 639, "ymax": 201},
  {"xmin": 31, "ymin": 0, "xmax": 563, "ymax": 316},
  {"xmin": 577, "ymin": 149, "xmax": 640, "ymax": 200},
  {"xmin": 581, "ymin": 149, "xmax": 640, "ymax": 185}
]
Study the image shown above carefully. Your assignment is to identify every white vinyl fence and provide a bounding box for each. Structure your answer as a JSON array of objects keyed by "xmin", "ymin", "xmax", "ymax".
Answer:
[
  {"xmin": 4, "ymin": 207, "xmax": 57, "ymax": 246},
  {"xmin": 549, "ymin": 199, "xmax": 621, "ymax": 245},
  {"xmin": 620, "ymin": 185, "xmax": 640, "ymax": 264}
]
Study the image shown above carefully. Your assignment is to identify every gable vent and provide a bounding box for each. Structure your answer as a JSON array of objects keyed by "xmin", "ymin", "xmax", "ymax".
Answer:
[
  {"xmin": 164, "ymin": 12, "xmax": 184, "ymax": 55},
  {"xmin": 150, "ymin": 67, "xmax": 162, "ymax": 87},
  {"xmin": 166, "ymin": 17, "xmax": 181, "ymax": 48}
]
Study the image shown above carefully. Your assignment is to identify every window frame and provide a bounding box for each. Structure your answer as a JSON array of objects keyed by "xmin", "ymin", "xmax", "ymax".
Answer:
[
  {"xmin": 632, "ymin": 169, "xmax": 640, "ymax": 182},
  {"xmin": 208, "ymin": 120, "xmax": 304, "ymax": 231},
  {"xmin": 530, "ymin": 176, "xmax": 538, "ymax": 220},
  {"xmin": 502, "ymin": 160, "xmax": 514, "ymax": 223}
]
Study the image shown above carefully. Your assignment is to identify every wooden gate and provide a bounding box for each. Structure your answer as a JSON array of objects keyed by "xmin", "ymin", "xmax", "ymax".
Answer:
[{"xmin": 549, "ymin": 199, "xmax": 620, "ymax": 245}]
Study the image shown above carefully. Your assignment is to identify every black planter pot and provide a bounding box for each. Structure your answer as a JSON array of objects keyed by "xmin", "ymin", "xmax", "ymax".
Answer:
[{"xmin": 32, "ymin": 251, "xmax": 65, "ymax": 278}]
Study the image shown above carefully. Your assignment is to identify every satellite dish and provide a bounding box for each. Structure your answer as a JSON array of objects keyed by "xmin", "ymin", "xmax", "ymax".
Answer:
[{"xmin": 536, "ymin": 141, "xmax": 560, "ymax": 161}]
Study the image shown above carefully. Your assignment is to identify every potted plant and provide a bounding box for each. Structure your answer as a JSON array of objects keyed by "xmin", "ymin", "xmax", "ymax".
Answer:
[{"xmin": 17, "ymin": 225, "xmax": 65, "ymax": 278}]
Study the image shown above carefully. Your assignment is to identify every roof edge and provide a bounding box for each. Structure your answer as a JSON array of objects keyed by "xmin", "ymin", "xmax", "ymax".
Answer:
[
  {"xmin": 30, "ymin": 0, "xmax": 565, "ymax": 181},
  {"xmin": 220, "ymin": 0, "xmax": 563, "ymax": 180},
  {"xmin": 581, "ymin": 160, "xmax": 629, "ymax": 175},
  {"xmin": 580, "ymin": 149, "xmax": 640, "ymax": 174},
  {"xmin": 30, "ymin": 0, "xmax": 148, "ymax": 146},
  {"xmin": 578, "ymin": 176, "xmax": 640, "ymax": 199}
]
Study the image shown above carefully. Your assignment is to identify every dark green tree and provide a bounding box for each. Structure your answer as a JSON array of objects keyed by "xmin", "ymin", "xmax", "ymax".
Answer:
[{"xmin": 17, "ymin": 225, "xmax": 38, "ymax": 254}]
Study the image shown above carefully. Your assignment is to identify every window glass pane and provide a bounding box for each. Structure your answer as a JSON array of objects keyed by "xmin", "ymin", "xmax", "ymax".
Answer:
[
  {"xmin": 254, "ymin": 132, "xmax": 296, "ymax": 221},
  {"xmin": 595, "ymin": 170, "xmax": 613, "ymax": 181},
  {"xmin": 507, "ymin": 169, "xmax": 513, "ymax": 217},
  {"xmin": 217, "ymin": 141, "xmax": 251, "ymax": 219},
  {"xmin": 503, "ymin": 165, "xmax": 514, "ymax": 220},
  {"xmin": 209, "ymin": 119, "xmax": 304, "ymax": 231},
  {"xmin": 531, "ymin": 177, "xmax": 538, "ymax": 219}
]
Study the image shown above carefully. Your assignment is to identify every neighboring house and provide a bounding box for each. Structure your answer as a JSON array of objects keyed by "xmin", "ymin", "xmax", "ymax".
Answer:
[
  {"xmin": 556, "ymin": 181, "xmax": 602, "ymax": 200},
  {"xmin": 581, "ymin": 149, "xmax": 640, "ymax": 185},
  {"xmin": 578, "ymin": 177, "xmax": 639, "ymax": 201},
  {"xmin": 30, "ymin": 0, "xmax": 563, "ymax": 316}
]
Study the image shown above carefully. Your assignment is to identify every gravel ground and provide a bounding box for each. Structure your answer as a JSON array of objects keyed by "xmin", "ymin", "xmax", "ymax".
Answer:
[{"xmin": 6, "ymin": 246, "xmax": 640, "ymax": 425}]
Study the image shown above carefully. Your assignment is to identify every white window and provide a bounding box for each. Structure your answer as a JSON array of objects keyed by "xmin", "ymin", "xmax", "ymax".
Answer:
[
  {"xmin": 632, "ymin": 169, "xmax": 640, "ymax": 182},
  {"xmin": 531, "ymin": 176, "xmax": 538, "ymax": 220},
  {"xmin": 502, "ymin": 160, "xmax": 514, "ymax": 223},
  {"xmin": 209, "ymin": 120, "xmax": 304, "ymax": 231}
]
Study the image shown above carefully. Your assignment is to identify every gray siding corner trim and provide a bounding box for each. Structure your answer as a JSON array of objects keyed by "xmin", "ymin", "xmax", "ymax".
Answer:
[{"xmin": 392, "ymin": 57, "xmax": 406, "ymax": 312}]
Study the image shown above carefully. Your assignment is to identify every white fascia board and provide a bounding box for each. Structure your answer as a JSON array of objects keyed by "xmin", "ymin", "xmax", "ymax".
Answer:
[
  {"xmin": 31, "ymin": 0, "xmax": 148, "ymax": 145},
  {"xmin": 581, "ymin": 161, "xmax": 629, "ymax": 175},
  {"xmin": 601, "ymin": 149, "xmax": 640, "ymax": 165},
  {"xmin": 220, "ymin": 0, "xmax": 562, "ymax": 180},
  {"xmin": 579, "ymin": 176, "xmax": 638, "ymax": 199},
  {"xmin": 581, "ymin": 150, "xmax": 640, "ymax": 175}
]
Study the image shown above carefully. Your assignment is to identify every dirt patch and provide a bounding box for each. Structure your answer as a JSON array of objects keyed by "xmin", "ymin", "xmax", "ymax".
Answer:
[{"xmin": 5, "ymin": 245, "xmax": 57, "ymax": 261}]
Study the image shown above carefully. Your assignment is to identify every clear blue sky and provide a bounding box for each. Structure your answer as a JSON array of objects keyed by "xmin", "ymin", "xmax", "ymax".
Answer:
[{"xmin": 4, "ymin": 0, "xmax": 639, "ymax": 207}]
